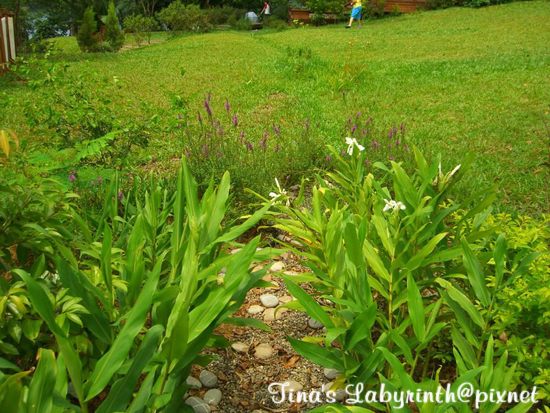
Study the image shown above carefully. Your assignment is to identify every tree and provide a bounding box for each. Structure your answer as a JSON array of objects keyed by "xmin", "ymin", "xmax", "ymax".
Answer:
[
  {"xmin": 76, "ymin": 6, "xmax": 98, "ymax": 52},
  {"xmin": 105, "ymin": 0, "xmax": 124, "ymax": 51}
]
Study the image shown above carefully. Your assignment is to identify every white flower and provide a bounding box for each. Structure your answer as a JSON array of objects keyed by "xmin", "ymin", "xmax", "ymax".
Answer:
[
  {"xmin": 269, "ymin": 178, "xmax": 287, "ymax": 200},
  {"xmin": 345, "ymin": 137, "xmax": 365, "ymax": 156},
  {"xmin": 383, "ymin": 198, "xmax": 406, "ymax": 212}
]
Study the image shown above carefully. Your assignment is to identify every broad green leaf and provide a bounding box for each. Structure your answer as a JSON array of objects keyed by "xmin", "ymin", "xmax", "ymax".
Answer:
[
  {"xmin": 27, "ymin": 349, "xmax": 57, "ymax": 413},
  {"xmin": 461, "ymin": 237, "xmax": 491, "ymax": 307},
  {"xmin": 407, "ymin": 273, "xmax": 425, "ymax": 342},
  {"xmin": 405, "ymin": 233, "xmax": 448, "ymax": 272},
  {"xmin": 283, "ymin": 277, "xmax": 333, "ymax": 328},
  {"xmin": 96, "ymin": 325, "xmax": 163, "ymax": 413},
  {"xmin": 85, "ymin": 258, "xmax": 162, "ymax": 401},
  {"xmin": 364, "ymin": 240, "xmax": 390, "ymax": 283},
  {"xmin": 14, "ymin": 270, "xmax": 84, "ymax": 403},
  {"xmin": 225, "ymin": 317, "xmax": 271, "ymax": 332},
  {"xmin": 288, "ymin": 338, "xmax": 344, "ymax": 370},
  {"xmin": 436, "ymin": 278, "xmax": 485, "ymax": 329}
]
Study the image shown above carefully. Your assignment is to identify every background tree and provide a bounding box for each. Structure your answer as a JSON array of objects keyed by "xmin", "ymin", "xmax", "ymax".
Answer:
[
  {"xmin": 105, "ymin": 0, "xmax": 124, "ymax": 50},
  {"xmin": 76, "ymin": 6, "xmax": 98, "ymax": 52}
]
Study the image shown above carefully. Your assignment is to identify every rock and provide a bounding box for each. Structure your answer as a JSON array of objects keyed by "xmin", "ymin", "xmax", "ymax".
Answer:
[
  {"xmin": 260, "ymin": 294, "xmax": 279, "ymax": 308},
  {"xmin": 325, "ymin": 382, "xmax": 346, "ymax": 402},
  {"xmin": 186, "ymin": 376, "xmax": 202, "ymax": 389},
  {"xmin": 263, "ymin": 308, "xmax": 276, "ymax": 322},
  {"xmin": 252, "ymin": 264, "xmax": 264, "ymax": 272},
  {"xmin": 270, "ymin": 261, "xmax": 285, "ymax": 272},
  {"xmin": 323, "ymin": 368, "xmax": 341, "ymax": 380},
  {"xmin": 203, "ymin": 388, "xmax": 222, "ymax": 405},
  {"xmin": 254, "ymin": 343, "xmax": 274, "ymax": 359},
  {"xmin": 262, "ymin": 273, "xmax": 272, "ymax": 282},
  {"xmin": 279, "ymin": 295, "xmax": 293, "ymax": 303},
  {"xmin": 247, "ymin": 305, "xmax": 264, "ymax": 315},
  {"xmin": 231, "ymin": 342, "xmax": 249, "ymax": 353},
  {"xmin": 283, "ymin": 380, "xmax": 303, "ymax": 393},
  {"xmin": 185, "ymin": 396, "xmax": 211, "ymax": 413},
  {"xmin": 230, "ymin": 248, "xmax": 241, "ymax": 255},
  {"xmin": 308, "ymin": 317, "xmax": 324, "ymax": 329},
  {"xmin": 199, "ymin": 370, "xmax": 218, "ymax": 388}
]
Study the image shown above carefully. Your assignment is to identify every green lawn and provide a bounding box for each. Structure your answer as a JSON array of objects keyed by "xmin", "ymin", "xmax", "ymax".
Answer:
[{"xmin": 2, "ymin": 1, "xmax": 549, "ymax": 212}]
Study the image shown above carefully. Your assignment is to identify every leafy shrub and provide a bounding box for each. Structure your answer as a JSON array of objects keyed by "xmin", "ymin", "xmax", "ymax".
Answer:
[
  {"xmin": 306, "ymin": 0, "xmax": 344, "ymax": 25},
  {"xmin": 0, "ymin": 160, "xmax": 273, "ymax": 411},
  {"xmin": 157, "ymin": 1, "xmax": 212, "ymax": 33},
  {"xmin": 104, "ymin": 1, "xmax": 125, "ymax": 51},
  {"xmin": 363, "ymin": 0, "xmax": 386, "ymax": 18},
  {"xmin": 205, "ymin": 6, "xmax": 246, "ymax": 25},
  {"xmin": 76, "ymin": 6, "xmax": 99, "ymax": 52},
  {"xmin": 267, "ymin": 143, "xmax": 542, "ymax": 410},
  {"xmin": 265, "ymin": 17, "xmax": 289, "ymax": 31},
  {"xmin": 124, "ymin": 14, "xmax": 159, "ymax": 45}
]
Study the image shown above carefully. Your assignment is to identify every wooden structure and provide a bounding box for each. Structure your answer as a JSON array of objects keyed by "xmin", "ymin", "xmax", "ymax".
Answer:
[
  {"xmin": 0, "ymin": 9, "xmax": 16, "ymax": 73},
  {"xmin": 384, "ymin": 0, "xmax": 426, "ymax": 13},
  {"xmin": 288, "ymin": 0, "xmax": 426, "ymax": 22}
]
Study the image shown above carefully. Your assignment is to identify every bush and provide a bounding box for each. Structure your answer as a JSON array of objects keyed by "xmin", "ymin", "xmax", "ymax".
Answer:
[
  {"xmin": 157, "ymin": 1, "xmax": 212, "ymax": 33},
  {"xmin": 104, "ymin": 1, "xmax": 125, "ymax": 51},
  {"xmin": 124, "ymin": 14, "xmax": 159, "ymax": 45},
  {"xmin": 205, "ymin": 6, "xmax": 245, "ymax": 25},
  {"xmin": 264, "ymin": 17, "xmax": 288, "ymax": 31},
  {"xmin": 266, "ymin": 144, "xmax": 543, "ymax": 410},
  {"xmin": 363, "ymin": 0, "xmax": 386, "ymax": 18},
  {"xmin": 76, "ymin": 7, "xmax": 99, "ymax": 52}
]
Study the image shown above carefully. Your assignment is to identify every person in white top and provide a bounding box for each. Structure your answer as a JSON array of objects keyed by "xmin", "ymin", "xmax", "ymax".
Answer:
[{"xmin": 260, "ymin": 1, "xmax": 271, "ymax": 19}]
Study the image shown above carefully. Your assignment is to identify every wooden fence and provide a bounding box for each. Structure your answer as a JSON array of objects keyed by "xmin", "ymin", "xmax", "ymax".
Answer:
[{"xmin": 0, "ymin": 9, "xmax": 16, "ymax": 73}]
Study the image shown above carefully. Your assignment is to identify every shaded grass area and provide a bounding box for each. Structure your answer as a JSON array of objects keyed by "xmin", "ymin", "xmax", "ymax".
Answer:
[{"xmin": 2, "ymin": 1, "xmax": 549, "ymax": 212}]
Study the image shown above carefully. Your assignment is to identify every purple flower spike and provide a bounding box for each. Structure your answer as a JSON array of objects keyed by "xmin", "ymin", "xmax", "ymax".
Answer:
[
  {"xmin": 400, "ymin": 123, "xmax": 406, "ymax": 134},
  {"xmin": 351, "ymin": 124, "xmax": 357, "ymax": 134},
  {"xmin": 224, "ymin": 99, "xmax": 231, "ymax": 113},
  {"xmin": 245, "ymin": 141, "xmax": 254, "ymax": 151},
  {"xmin": 372, "ymin": 140, "xmax": 380, "ymax": 150},
  {"xmin": 239, "ymin": 130, "xmax": 245, "ymax": 142},
  {"xmin": 232, "ymin": 114, "xmax": 238, "ymax": 127},
  {"xmin": 204, "ymin": 99, "xmax": 212, "ymax": 117},
  {"xmin": 68, "ymin": 172, "xmax": 76, "ymax": 182},
  {"xmin": 273, "ymin": 124, "xmax": 281, "ymax": 136},
  {"xmin": 388, "ymin": 128, "xmax": 394, "ymax": 139},
  {"xmin": 356, "ymin": 112, "xmax": 362, "ymax": 118},
  {"xmin": 325, "ymin": 155, "xmax": 332, "ymax": 163},
  {"xmin": 117, "ymin": 190, "xmax": 124, "ymax": 201}
]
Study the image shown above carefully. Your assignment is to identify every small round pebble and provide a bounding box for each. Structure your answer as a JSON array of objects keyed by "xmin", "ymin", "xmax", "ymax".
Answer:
[
  {"xmin": 270, "ymin": 261, "xmax": 285, "ymax": 272},
  {"xmin": 203, "ymin": 388, "xmax": 222, "ymax": 405},
  {"xmin": 231, "ymin": 342, "xmax": 249, "ymax": 353},
  {"xmin": 186, "ymin": 376, "xmax": 202, "ymax": 389},
  {"xmin": 199, "ymin": 370, "xmax": 218, "ymax": 388},
  {"xmin": 260, "ymin": 294, "xmax": 279, "ymax": 308},
  {"xmin": 323, "ymin": 368, "xmax": 340, "ymax": 380},
  {"xmin": 185, "ymin": 396, "xmax": 211, "ymax": 413},
  {"xmin": 254, "ymin": 343, "xmax": 274, "ymax": 359},
  {"xmin": 283, "ymin": 380, "xmax": 304, "ymax": 392},
  {"xmin": 308, "ymin": 317, "xmax": 324, "ymax": 329},
  {"xmin": 247, "ymin": 305, "xmax": 265, "ymax": 315}
]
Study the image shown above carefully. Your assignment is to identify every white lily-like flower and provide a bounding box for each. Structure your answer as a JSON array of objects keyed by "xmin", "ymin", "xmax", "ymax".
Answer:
[
  {"xmin": 383, "ymin": 198, "xmax": 406, "ymax": 212},
  {"xmin": 345, "ymin": 137, "xmax": 365, "ymax": 156},
  {"xmin": 434, "ymin": 163, "xmax": 462, "ymax": 186},
  {"xmin": 269, "ymin": 178, "xmax": 287, "ymax": 200}
]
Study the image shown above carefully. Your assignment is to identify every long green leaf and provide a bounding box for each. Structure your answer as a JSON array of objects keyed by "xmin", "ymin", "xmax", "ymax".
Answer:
[
  {"xmin": 27, "ymin": 349, "xmax": 57, "ymax": 413},
  {"xmin": 461, "ymin": 237, "xmax": 491, "ymax": 307},
  {"xmin": 85, "ymin": 258, "xmax": 162, "ymax": 401},
  {"xmin": 407, "ymin": 273, "xmax": 425, "ymax": 342}
]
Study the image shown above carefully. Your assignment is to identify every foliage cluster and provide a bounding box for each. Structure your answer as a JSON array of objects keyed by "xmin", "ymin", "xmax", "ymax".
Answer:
[
  {"xmin": 76, "ymin": 2, "xmax": 125, "ymax": 53},
  {"xmin": 123, "ymin": 14, "xmax": 159, "ymax": 45},
  {"xmin": 266, "ymin": 141, "xmax": 549, "ymax": 410},
  {"xmin": 0, "ymin": 156, "xmax": 274, "ymax": 411},
  {"xmin": 156, "ymin": 1, "xmax": 212, "ymax": 33}
]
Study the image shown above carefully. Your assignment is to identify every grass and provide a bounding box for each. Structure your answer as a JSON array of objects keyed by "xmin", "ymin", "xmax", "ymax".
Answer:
[{"xmin": 2, "ymin": 1, "xmax": 549, "ymax": 213}]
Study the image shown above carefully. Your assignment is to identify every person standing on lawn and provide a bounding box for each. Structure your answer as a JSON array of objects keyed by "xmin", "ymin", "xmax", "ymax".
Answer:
[
  {"xmin": 346, "ymin": 0, "xmax": 362, "ymax": 28},
  {"xmin": 260, "ymin": 1, "xmax": 271, "ymax": 20}
]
